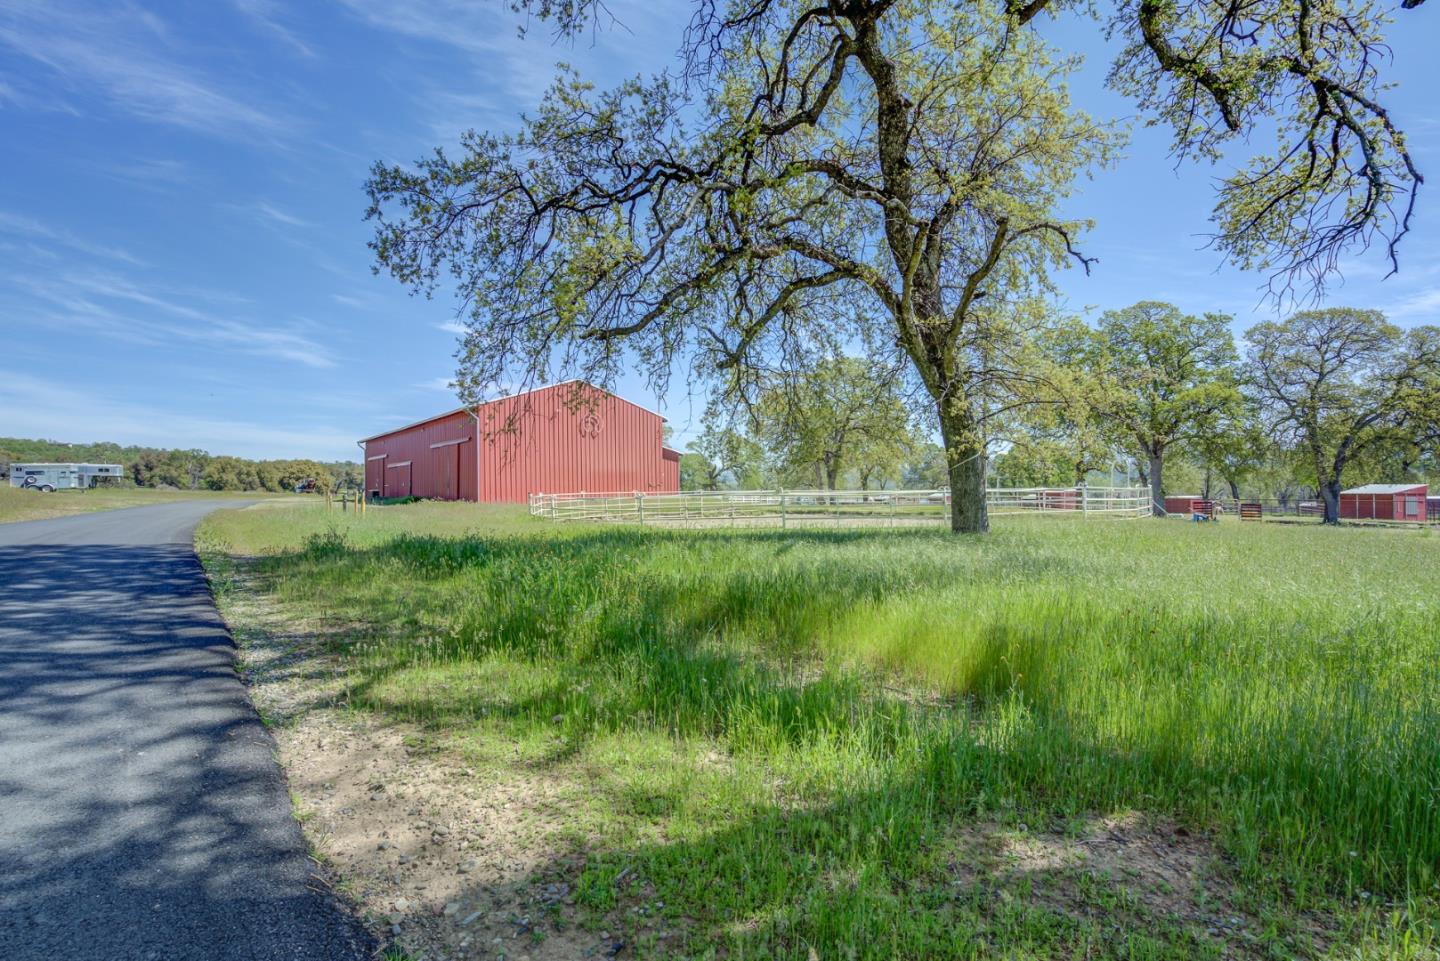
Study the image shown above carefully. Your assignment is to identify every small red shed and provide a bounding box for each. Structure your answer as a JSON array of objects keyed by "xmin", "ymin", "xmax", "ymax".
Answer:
[
  {"xmin": 1163, "ymin": 495, "xmax": 1208, "ymax": 516},
  {"xmin": 361, "ymin": 381, "xmax": 680, "ymax": 503},
  {"xmin": 1339, "ymin": 484, "xmax": 1429, "ymax": 523}
]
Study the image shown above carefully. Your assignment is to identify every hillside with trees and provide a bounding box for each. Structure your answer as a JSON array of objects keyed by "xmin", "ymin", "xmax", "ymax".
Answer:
[{"xmin": 0, "ymin": 438, "xmax": 361, "ymax": 493}]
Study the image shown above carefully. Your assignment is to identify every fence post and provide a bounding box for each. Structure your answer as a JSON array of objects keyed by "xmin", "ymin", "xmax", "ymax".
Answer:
[
  {"xmin": 636, "ymin": 492, "xmax": 645, "ymax": 526},
  {"xmin": 780, "ymin": 490, "xmax": 787, "ymax": 529},
  {"xmin": 1080, "ymin": 482, "xmax": 1088, "ymax": 517}
]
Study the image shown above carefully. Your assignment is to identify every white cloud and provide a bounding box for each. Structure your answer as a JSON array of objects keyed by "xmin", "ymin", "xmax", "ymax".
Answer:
[
  {"xmin": 337, "ymin": 0, "xmax": 689, "ymax": 143},
  {"xmin": 1383, "ymin": 288, "xmax": 1440, "ymax": 321},
  {"xmin": 0, "ymin": 209, "xmax": 146, "ymax": 265},
  {"xmin": 229, "ymin": 0, "xmax": 315, "ymax": 58},
  {"xmin": 254, "ymin": 201, "xmax": 310, "ymax": 228},
  {"xmin": 435, "ymin": 320, "xmax": 467, "ymax": 335},
  {"xmin": 8, "ymin": 269, "xmax": 337, "ymax": 369},
  {"xmin": 94, "ymin": 157, "xmax": 191, "ymax": 190},
  {"xmin": 331, "ymin": 293, "xmax": 372, "ymax": 308},
  {"xmin": 418, "ymin": 376, "xmax": 456, "ymax": 392},
  {"xmin": 0, "ymin": 1, "xmax": 287, "ymax": 138},
  {"xmin": 0, "ymin": 369, "xmax": 361, "ymax": 460}
]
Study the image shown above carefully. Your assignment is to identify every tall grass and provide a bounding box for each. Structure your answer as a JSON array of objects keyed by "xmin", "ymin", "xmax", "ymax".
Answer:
[{"xmin": 200, "ymin": 503, "xmax": 1440, "ymax": 957}]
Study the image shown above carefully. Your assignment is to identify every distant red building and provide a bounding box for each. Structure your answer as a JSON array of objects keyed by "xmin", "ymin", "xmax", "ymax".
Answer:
[
  {"xmin": 1163, "ymin": 495, "xmax": 1209, "ymax": 516},
  {"xmin": 1339, "ymin": 484, "xmax": 1429, "ymax": 523},
  {"xmin": 361, "ymin": 381, "xmax": 680, "ymax": 502}
]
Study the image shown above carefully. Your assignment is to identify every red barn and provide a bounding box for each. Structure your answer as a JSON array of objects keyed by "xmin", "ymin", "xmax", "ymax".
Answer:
[
  {"xmin": 1339, "ymin": 484, "xmax": 1429, "ymax": 523},
  {"xmin": 361, "ymin": 381, "xmax": 680, "ymax": 502}
]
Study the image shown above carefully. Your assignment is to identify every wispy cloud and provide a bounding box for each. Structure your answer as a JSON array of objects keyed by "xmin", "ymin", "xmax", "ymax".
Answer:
[
  {"xmin": 336, "ymin": 0, "xmax": 687, "ymax": 142},
  {"xmin": 334, "ymin": 0, "xmax": 522, "ymax": 55},
  {"xmin": 254, "ymin": 201, "xmax": 310, "ymax": 228},
  {"xmin": 435, "ymin": 320, "xmax": 467, "ymax": 335},
  {"xmin": 0, "ymin": 209, "xmax": 146, "ymax": 265},
  {"xmin": 229, "ymin": 0, "xmax": 315, "ymax": 58},
  {"xmin": 418, "ymin": 375, "xmax": 456, "ymax": 392},
  {"xmin": 94, "ymin": 157, "xmax": 192, "ymax": 190},
  {"xmin": 0, "ymin": 1, "xmax": 287, "ymax": 138},
  {"xmin": 8, "ymin": 269, "xmax": 337, "ymax": 369},
  {"xmin": 0, "ymin": 368, "xmax": 359, "ymax": 459},
  {"xmin": 1383, "ymin": 287, "xmax": 1440, "ymax": 321}
]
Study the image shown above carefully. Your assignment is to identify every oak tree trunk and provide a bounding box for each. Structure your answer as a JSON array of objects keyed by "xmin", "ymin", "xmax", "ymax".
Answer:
[
  {"xmin": 1319, "ymin": 481, "xmax": 1341, "ymax": 525},
  {"xmin": 1313, "ymin": 446, "xmax": 1344, "ymax": 525},
  {"xmin": 938, "ymin": 404, "xmax": 988, "ymax": 534},
  {"xmin": 1148, "ymin": 451, "xmax": 1165, "ymax": 517}
]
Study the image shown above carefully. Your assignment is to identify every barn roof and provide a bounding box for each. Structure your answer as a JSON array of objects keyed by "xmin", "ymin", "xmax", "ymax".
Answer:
[
  {"xmin": 1341, "ymin": 484, "xmax": 1428, "ymax": 494},
  {"xmin": 359, "ymin": 380, "xmax": 666, "ymax": 444}
]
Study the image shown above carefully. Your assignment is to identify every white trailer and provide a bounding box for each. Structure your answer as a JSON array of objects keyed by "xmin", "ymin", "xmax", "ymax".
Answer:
[{"xmin": 9, "ymin": 463, "xmax": 125, "ymax": 492}]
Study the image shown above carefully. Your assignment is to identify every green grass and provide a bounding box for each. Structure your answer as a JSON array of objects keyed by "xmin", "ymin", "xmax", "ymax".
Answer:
[
  {"xmin": 198, "ymin": 502, "xmax": 1440, "ymax": 959},
  {"xmin": 0, "ymin": 484, "xmax": 293, "ymax": 524}
]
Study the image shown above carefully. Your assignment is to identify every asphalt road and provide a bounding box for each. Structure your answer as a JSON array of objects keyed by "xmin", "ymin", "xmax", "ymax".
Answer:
[{"xmin": 0, "ymin": 502, "xmax": 375, "ymax": 961}]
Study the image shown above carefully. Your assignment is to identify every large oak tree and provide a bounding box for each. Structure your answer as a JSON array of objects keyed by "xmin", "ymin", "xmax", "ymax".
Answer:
[
  {"xmin": 368, "ymin": 0, "xmax": 1424, "ymax": 532},
  {"xmin": 1245, "ymin": 309, "xmax": 1440, "ymax": 524},
  {"xmin": 752, "ymin": 355, "xmax": 914, "ymax": 490},
  {"xmin": 1095, "ymin": 302, "xmax": 1244, "ymax": 514}
]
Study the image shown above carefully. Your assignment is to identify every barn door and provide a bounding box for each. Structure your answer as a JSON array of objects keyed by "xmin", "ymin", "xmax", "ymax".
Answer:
[
  {"xmin": 438, "ymin": 446, "xmax": 455, "ymax": 500},
  {"xmin": 388, "ymin": 462, "xmax": 411, "ymax": 497}
]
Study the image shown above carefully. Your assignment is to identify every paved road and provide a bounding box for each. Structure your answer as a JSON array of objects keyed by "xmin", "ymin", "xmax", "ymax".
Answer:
[{"xmin": 0, "ymin": 503, "xmax": 375, "ymax": 961}]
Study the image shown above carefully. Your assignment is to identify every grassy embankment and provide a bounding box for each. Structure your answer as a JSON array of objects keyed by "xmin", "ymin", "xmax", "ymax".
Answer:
[
  {"xmin": 199, "ymin": 501, "xmax": 1440, "ymax": 959},
  {"xmin": 0, "ymin": 484, "xmax": 288, "ymax": 525}
]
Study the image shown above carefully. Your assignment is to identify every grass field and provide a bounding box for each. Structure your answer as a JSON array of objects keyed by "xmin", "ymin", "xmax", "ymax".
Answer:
[
  {"xmin": 0, "ymin": 485, "xmax": 290, "ymax": 525},
  {"xmin": 199, "ymin": 502, "xmax": 1440, "ymax": 960}
]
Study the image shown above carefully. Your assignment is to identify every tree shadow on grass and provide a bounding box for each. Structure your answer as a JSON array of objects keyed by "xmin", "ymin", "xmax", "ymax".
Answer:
[{"xmin": 240, "ymin": 526, "xmax": 1438, "ymax": 933}]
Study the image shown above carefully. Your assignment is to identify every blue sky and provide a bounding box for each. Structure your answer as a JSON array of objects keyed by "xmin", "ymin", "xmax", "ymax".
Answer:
[{"xmin": 1, "ymin": 1, "xmax": 1436, "ymax": 461}]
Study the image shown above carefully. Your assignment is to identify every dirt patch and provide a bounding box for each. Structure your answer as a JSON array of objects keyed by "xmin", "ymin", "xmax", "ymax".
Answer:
[
  {"xmin": 949, "ymin": 813, "xmax": 1288, "ymax": 956},
  {"xmin": 222, "ymin": 568, "xmax": 637, "ymax": 961},
  {"xmin": 284, "ymin": 713, "xmax": 606, "ymax": 961}
]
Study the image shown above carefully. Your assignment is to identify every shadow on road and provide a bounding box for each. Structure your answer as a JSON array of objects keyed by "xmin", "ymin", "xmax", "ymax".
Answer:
[{"xmin": 0, "ymin": 541, "xmax": 375, "ymax": 961}]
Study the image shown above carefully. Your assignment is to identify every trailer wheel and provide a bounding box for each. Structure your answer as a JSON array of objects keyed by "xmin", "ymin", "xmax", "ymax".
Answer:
[{"xmin": 39, "ymin": 485, "xmax": 55, "ymax": 493}]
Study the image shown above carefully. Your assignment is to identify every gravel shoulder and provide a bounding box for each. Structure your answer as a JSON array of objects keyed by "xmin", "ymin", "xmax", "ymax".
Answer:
[{"xmin": 216, "ymin": 561, "xmax": 606, "ymax": 961}]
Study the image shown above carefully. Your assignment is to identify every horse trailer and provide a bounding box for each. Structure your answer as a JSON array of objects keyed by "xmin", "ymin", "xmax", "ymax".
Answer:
[{"xmin": 9, "ymin": 463, "xmax": 125, "ymax": 492}]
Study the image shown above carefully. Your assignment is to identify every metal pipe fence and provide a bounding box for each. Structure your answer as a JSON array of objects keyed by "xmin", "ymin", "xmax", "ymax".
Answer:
[{"xmin": 528, "ymin": 485, "xmax": 1152, "ymax": 527}]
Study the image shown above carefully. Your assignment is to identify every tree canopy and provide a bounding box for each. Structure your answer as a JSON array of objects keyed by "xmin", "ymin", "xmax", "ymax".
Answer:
[
  {"xmin": 750, "ymin": 356, "xmax": 916, "ymax": 490},
  {"xmin": 1092, "ymin": 302, "xmax": 1244, "ymax": 514},
  {"xmin": 369, "ymin": 0, "xmax": 1426, "ymax": 532},
  {"xmin": 1245, "ymin": 309, "xmax": 1440, "ymax": 523}
]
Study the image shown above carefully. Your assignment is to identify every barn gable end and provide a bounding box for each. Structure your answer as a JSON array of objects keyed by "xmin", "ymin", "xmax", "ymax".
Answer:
[{"xmin": 360, "ymin": 381, "xmax": 679, "ymax": 503}]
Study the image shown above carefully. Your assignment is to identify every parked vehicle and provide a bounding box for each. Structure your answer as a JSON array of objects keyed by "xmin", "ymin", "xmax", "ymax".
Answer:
[{"xmin": 9, "ymin": 463, "xmax": 125, "ymax": 492}]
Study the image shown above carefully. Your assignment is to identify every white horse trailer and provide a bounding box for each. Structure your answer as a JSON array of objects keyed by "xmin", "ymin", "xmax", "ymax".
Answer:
[{"xmin": 9, "ymin": 463, "xmax": 125, "ymax": 492}]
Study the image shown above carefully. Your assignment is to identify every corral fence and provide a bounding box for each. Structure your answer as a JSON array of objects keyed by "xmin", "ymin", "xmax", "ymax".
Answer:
[{"xmin": 528, "ymin": 485, "xmax": 1152, "ymax": 528}]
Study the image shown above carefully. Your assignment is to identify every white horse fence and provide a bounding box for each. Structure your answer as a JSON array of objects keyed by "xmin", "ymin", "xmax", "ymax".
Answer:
[{"xmin": 528, "ymin": 486, "xmax": 1152, "ymax": 528}]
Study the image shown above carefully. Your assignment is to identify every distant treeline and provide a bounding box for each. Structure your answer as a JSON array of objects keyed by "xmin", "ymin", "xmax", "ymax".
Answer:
[{"xmin": 0, "ymin": 437, "xmax": 362, "ymax": 492}]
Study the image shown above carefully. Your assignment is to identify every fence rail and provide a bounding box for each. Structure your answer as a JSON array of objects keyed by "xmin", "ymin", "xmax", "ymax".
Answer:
[{"xmin": 528, "ymin": 485, "xmax": 1152, "ymax": 527}]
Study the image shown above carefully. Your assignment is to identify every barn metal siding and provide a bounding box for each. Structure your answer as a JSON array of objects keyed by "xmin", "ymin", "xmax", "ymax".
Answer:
[
  {"xmin": 1340, "ymin": 485, "xmax": 1428, "ymax": 522},
  {"xmin": 361, "ymin": 382, "xmax": 679, "ymax": 503},
  {"xmin": 1163, "ymin": 496, "xmax": 1207, "ymax": 515},
  {"xmin": 362, "ymin": 409, "xmax": 476, "ymax": 500},
  {"xmin": 476, "ymin": 383, "xmax": 677, "ymax": 502}
]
